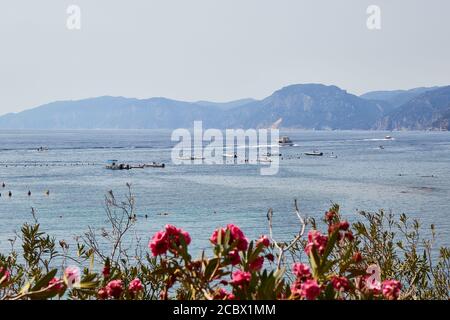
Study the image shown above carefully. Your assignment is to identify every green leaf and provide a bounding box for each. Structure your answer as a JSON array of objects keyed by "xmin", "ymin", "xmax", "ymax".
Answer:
[
  {"xmin": 322, "ymin": 229, "xmax": 339, "ymax": 262},
  {"xmin": 309, "ymin": 247, "xmax": 321, "ymax": 277},
  {"xmin": 204, "ymin": 258, "xmax": 219, "ymax": 280},
  {"xmin": 31, "ymin": 269, "xmax": 57, "ymax": 292}
]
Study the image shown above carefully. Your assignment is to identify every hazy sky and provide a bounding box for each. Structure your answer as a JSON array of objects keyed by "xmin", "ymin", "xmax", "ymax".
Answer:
[{"xmin": 0, "ymin": 0, "xmax": 449, "ymax": 115}]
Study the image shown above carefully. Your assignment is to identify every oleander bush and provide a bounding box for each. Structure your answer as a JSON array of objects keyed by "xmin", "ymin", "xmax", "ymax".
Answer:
[{"xmin": 0, "ymin": 187, "xmax": 448, "ymax": 300}]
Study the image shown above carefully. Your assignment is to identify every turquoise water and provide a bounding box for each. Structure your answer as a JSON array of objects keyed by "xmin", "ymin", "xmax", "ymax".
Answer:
[{"xmin": 0, "ymin": 130, "xmax": 449, "ymax": 255}]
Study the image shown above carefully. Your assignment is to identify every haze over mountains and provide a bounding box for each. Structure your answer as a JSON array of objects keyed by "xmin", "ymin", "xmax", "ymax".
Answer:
[{"xmin": 0, "ymin": 84, "xmax": 449, "ymax": 130}]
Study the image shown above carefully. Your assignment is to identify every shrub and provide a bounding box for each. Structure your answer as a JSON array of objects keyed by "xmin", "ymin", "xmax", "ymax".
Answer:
[{"xmin": 0, "ymin": 189, "xmax": 448, "ymax": 300}]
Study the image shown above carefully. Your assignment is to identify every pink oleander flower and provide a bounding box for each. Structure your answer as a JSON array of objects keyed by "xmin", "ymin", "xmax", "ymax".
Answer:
[
  {"xmin": 128, "ymin": 278, "xmax": 144, "ymax": 295},
  {"xmin": 106, "ymin": 280, "xmax": 123, "ymax": 299},
  {"xmin": 215, "ymin": 288, "xmax": 235, "ymax": 300},
  {"xmin": 325, "ymin": 211, "xmax": 336, "ymax": 223},
  {"xmin": 249, "ymin": 256, "xmax": 264, "ymax": 272},
  {"xmin": 304, "ymin": 230, "xmax": 328, "ymax": 255},
  {"xmin": 300, "ymin": 279, "xmax": 321, "ymax": 300},
  {"xmin": 180, "ymin": 230, "xmax": 191, "ymax": 245},
  {"xmin": 352, "ymin": 252, "xmax": 362, "ymax": 263},
  {"xmin": 210, "ymin": 227, "xmax": 226, "ymax": 244},
  {"xmin": 228, "ymin": 250, "xmax": 241, "ymax": 266},
  {"xmin": 149, "ymin": 230, "xmax": 169, "ymax": 256},
  {"xmin": 339, "ymin": 221, "xmax": 350, "ymax": 231},
  {"xmin": 345, "ymin": 231, "xmax": 354, "ymax": 241},
  {"xmin": 230, "ymin": 270, "xmax": 251, "ymax": 287},
  {"xmin": 256, "ymin": 235, "xmax": 270, "ymax": 247},
  {"xmin": 102, "ymin": 265, "xmax": 110, "ymax": 278},
  {"xmin": 0, "ymin": 267, "xmax": 10, "ymax": 285},
  {"xmin": 292, "ymin": 263, "xmax": 311, "ymax": 280},
  {"xmin": 210, "ymin": 224, "xmax": 249, "ymax": 251},
  {"xmin": 98, "ymin": 287, "xmax": 109, "ymax": 300},
  {"xmin": 290, "ymin": 280, "xmax": 302, "ymax": 296},
  {"xmin": 382, "ymin": 279, "xmax": 402, "ymax": 300},
  {"xmin": 331, "ymin": 276, "xmax": 350, "ymax": 291},
  {"xmin": 149, "ymin": 225, "xmax": 191, "ymax": 256},
  {"xmin": 266, "ymin": 253, "xmax": 275, "ymax": 262},
  {"xmin": 228, "ymin": 224, "xmax": 249, "ymax": 251},
  {"xmin": 48, "ymin": 277, "xmax": 65, "ymax": 293},
  {"xmin": 165, "ymin": 224, "xmax": 191, "ymax": 247}
]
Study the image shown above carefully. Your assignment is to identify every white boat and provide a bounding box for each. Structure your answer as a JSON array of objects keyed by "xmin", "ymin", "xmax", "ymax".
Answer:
[
  {"xmin": 278, "ymin": 136, "xmax": 294, "ymax": 146},
  {"xmin": 305, "ymin": 151, "xmax": 323, "ymax": 156},
  {"xmin": 223, "ymin": 153, "xmax": 237, "ymax": 158},
  {"xmin": 385, "ymin": 135, "xmax": 393, "ymax": 140},
  {"xmin": 105, "ymin": 160, "xmax": 131, "ymax": 170},
  {"xmin": 177, "ymin": 156, "xmax": 205, "ymax": 160},
  {"xmin": 266, "ymin": 152, "xmax": 282, "ymax": 157},
  {"xmin": 258, "ymin": 157, "xmax": 273, "ymax": 163},
  {"xmin": 144, "ymin": 162, "xmax": 165, "ymax": 168}
]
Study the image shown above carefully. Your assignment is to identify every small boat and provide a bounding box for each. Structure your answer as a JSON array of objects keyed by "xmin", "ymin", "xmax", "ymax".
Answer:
[
  {"xmin": 305, "ymin": 151, "xmax": 323, "ymax": 156},
  {"xmin": 385, "ymin": 135, "xmax": 393, "ymax": 140},
  {"xmin": 329, "ymin": 152, "xmax": 337, "ymax": 158},
  {"xmin": 278, "ymin": 136, "xmax": 294, "ymax": 146},
  {"xmin": 106, "ymin": 163, "xmax": 131, "ymax": 170},
  {"xmin": 37, "ymin": 146, "xmax": 49, "ymax": 152},
  {"xmin": 258, "ymin": 157, "xmax": 273, "ymax": 163},
  {"xmin": 266, "ymin": 152, "xmax": 282, "ymax": 157},
  {"xmin": 177, "ymin": 156, "xmax": 205, "ymax": 161},
  {"xmin": 144, "ymin": 162, "xmax": 165, "ymax": 168},
  {"xmin": 223, "ymin": 153, "xmax": 237, "ymax": 158},
  {"xmin": 105, "ymin": 160, "xmax": 131, "ymax": 170}
]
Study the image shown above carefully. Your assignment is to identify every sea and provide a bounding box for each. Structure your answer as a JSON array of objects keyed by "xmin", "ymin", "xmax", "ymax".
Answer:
[{"xmin": 0, "ymin": 130, "xmax": 449, "ymax": 257}]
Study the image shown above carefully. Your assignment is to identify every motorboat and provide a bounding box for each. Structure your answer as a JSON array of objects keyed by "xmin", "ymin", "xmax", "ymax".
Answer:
[
  {"xmin": 223, "ymin": 153, "xmax": 237, "ymax": 158},
  {"xmin": 304, "ymin": 151, "xmax": 323, "ymax": 156},
  {"xmin": 106, "ymin": 161, "xmax": 131, "ymax": 170},
  {"xmin": 266, "ymin": 152, "xmax": 282, "ymax": 157},
  {"xmin": 177, "ymin": 156, "xmax": 205, "ymax": 161},
  {"xmin": 144, "ymin": 162, "xmax": 165, "ymax": 168},
  {"xmin": 105, "ymin": 160, "xmax": 131, "ymax": 170},
  {"xmin": 278, "ymin": 136, "xmax": 294, "ymax": 146}
]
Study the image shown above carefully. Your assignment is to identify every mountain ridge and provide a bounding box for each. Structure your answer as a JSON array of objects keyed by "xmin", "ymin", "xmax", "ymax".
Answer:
[{"xmin": 0, "ymin": 84, "xmax": 449, "ymax": 130}]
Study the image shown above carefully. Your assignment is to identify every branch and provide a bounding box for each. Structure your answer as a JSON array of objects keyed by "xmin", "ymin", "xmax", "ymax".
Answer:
[{"xmin": 267, "ymin": 199, "xmax": 307, "ymax": 270}]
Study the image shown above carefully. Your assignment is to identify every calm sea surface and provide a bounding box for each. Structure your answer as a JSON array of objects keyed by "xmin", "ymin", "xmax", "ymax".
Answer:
[{"xmin": 0, "ymin": 130, "xmax": 449, "ymax": 255}]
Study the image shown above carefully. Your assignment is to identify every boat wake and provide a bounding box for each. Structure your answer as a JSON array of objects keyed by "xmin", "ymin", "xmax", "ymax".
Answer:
[{"xmin": 361, "ymin": 138, "xmax": 395, "ymax": 142}]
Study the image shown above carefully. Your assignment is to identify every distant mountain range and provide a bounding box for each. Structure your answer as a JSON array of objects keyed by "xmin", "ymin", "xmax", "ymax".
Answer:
[
  {"xmin": 374, "ymin": 86, "xmax": 450, "ymax": 130},
  {"xmin": 0, "ymin": 84, "xmax": 449, "ymax": 130}
]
